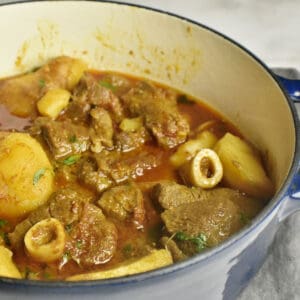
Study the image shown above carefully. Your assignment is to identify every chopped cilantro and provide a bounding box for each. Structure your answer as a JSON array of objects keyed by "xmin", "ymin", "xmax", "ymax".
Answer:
[
  {"xmin": 177, "ymin": 94, "xmax": 194, "ymax": 105},
  {"xmin": 69, "ymin": 135, "xmax": 77, "ymax": 143},
  {"xmin": 0, "ymin": 219, "xmax": 7, "ymax": 228},
  {"xmin": 62, "ymin": 154, "xmax": 81, "ymax": 166},
  {"xmin": 0, "ymin": 232, "xmax": 10, "ymax": 246},
  {"xmin": 33, "ymin": 168, "xmax": 47, "ymax": 185},
  {"xmin": 175, "ymin": 231, "xmax": 207, "ymax": 253},
  {"xmin": 39, "ymin": 79, "xmax": 46, "ymax": 87},
  {"xmin": 98, "ymin": 80, "xmax": 116, "ymax": 91},
  {"xmin": 76, "ymin": 240, "xmax": 83, "ymax": 249},
  {"xmin": 65, "ymin": 223, "xmax": 73, "ymax": 233},
  {"xmin": 122, "ymin": 244, "xmax": 133, "ymax": 257}
]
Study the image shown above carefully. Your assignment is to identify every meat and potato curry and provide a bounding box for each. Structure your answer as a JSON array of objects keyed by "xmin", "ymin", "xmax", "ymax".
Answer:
[{"xmin": 0, "ymin": 56, "xmax": 273, "ymax": 281}]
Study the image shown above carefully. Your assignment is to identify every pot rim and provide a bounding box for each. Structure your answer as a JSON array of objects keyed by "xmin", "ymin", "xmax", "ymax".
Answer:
[{"xmin": 1, "ymin": 0, "xmax": 300, "ymax": 288}]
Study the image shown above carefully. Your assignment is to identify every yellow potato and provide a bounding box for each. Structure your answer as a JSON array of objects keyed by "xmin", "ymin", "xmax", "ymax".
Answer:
[
  {"xmin": 214, "ymin": 133, "xmax": 273, "ymax": 199},
  {"xmin": 37, "ymin": 88, "xmax": 71, "ymax": 119},
  {"xmin": 170, "ymin": 131, "xmax": 218, "ymax": 168},
  {"xmin": 0, "ymin": 246, "xmax": 21, "ymax": 279},
  {"xmin": 0, "ymin": 132, "xmax": 54, "ymax": 219},
  {"xmin": 67, "ymin": 58, "xmax": 88, "ymax": 90},
  {"xmin": 67, "ymin": 249, "xmax": 173, "ymax": 281}
]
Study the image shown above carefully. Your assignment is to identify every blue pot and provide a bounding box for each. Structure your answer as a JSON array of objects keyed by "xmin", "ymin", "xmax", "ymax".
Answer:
[{"xmin": 0, "ymin": 1, "xmax": 299, "ymax": 299}]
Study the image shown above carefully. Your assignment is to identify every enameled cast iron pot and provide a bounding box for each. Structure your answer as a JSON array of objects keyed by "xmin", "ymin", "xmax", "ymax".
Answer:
[{"xmin": 0, "ymin": 1, "xmax": 300, "ymax": 299}]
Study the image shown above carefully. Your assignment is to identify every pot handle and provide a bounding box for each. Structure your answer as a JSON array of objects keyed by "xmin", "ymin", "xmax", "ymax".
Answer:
[
  {"xmin": 275, "ymin": 73, "xmax": 300, "ymax": 101},
  {"xmin": 278, "ymin": 171, "xmax": 300, "ymax": 221},
  {"xmin": 275, "ymin": 73, "xmax": 300, "ymax": 220}
]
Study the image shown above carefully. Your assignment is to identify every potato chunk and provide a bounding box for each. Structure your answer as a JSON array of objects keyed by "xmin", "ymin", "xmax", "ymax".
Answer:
[
  {"xmin": 67, "ymin": 249, "xmax": 173, "ymax": 281},
  {"xmin": 0, "ymin": 246, "xmax": 21, "ymax": 278},
  {"xmin": 214, "ymin": 133, "xmax": 273, "ymax": 199},
  {"xmin": 170, "ymin": 131, "xmax": 218, "ymax": 168},
  {"xmin": 0, "ymin": 132, "xmax": 54, "ymax": 219},
  {"xmin": 37, "ymin": 88, "xmax": 71, "ymax": 119}
]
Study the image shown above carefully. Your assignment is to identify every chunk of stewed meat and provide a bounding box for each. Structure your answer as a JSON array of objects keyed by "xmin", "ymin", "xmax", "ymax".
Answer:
[
  {"xmin": 72, "ymin": 73, "xmax": 123, "ymax": 122},
  {"xmin": 9, "ymin": 189, "xmax": 89, "ymax": 249},
  {"xmin": 64, "ymin": 101, "xmax": 91, "ymax": 124},
  {"xmin": 152, "ymin": 183, "xmax": 263, "ymax": 255},
  {"xmin": 41, "ymin": 119, "xmax": 90, "ymax": 159},
  {"xmin": 161, "ymin": 198, "xmax": 242, "ymax": 249},
  {"xmin": 98, "ymin": 183, "xmax": 145, "ymax": 228},
  {"xmin": 114, "ymin": 126, "xmax": 150, "ymax": 152},
  {"xmin": 66, "ymin": 203, "xmax": 118, "ymax": 267},
  {"xmin": 152, "ymin": 181, "xmax": 200, "ymax": 209},
  {"xmin": 161, "ymin": 198, "xmax": 243, "ymax": 250},
  {"xmin": 122, "ymin": 81, "xmax": 189, "ymax": 148},
  {"xmin": 95, "ymin": 148, "xmax": 162, "ymax": 183},
  {"xmin": 78, "ymin": 157, "xmax": 113, "ymax": 193},
  {"xmin": 89, "ymin": 107, "xmax": 114, "ymax": 153},
  {"xmin": 99, "ymin": 73, "xmax": 132, "ymax": 96}
]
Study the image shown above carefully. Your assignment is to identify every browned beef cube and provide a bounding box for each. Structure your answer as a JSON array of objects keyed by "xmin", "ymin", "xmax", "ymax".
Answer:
[
  {"xmin": 114, "ymin": 126, "xmax": 150, "ymax": 152},
  {"xmin": 98, "ymin": 183, "xmax": 145, "ymax": 228},
  {"xmin": 41, "ymin": 119, "xmax": 90, "ymax": 159},
  {"xmin": 99, "ymin": 73, "xmax": 132, "ymax": 96},
  {"xmin": 122, "ymin": 82, "xmax": 190, "ymax": 148},
  {"xmin": 9, "ymin": 189, "xmax": 89, "ymax": 249},
  {"xmin": 78, "ymin": 158, "xmax": 113, "ymax": 193},
  {"xmin": 72, "ymin": 73, "xmax": 124, "ymax": 122},
  {"xmin": 161, "ymin": 198, "xmax": 242, "ymax": 249},
  {"xmin": 66, "ymin": 203, "xmax": 118, "ymax": 267},
  {"xmin": 89, "ymin": 107, "xmax": 114, "ymax": 153},
  {"xmin": 152, "ymin": 181, "xmax": 200, "ymax": 209},
  {"xmin": 152, "ymin": 182, "xmax": 264, "ymax": 255},
  {"xmin": 95, "ymin": 148, "xmax": 162, "ymax": 183}
]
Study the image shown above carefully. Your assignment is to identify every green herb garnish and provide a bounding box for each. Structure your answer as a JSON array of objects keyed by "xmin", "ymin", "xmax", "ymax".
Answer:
[
  {"xmin": 76, "ymin": 240, "xmax": 83, "ymax": 249},
  {"xmin": 175, "ymin": 232, "xmax": 207, "ymax": 252},
  {"xmin": 0, "ymin": 219, "xmax": 7, "ymax": 228},
  {"xmin": 0, "ymin": 232, "xmax": 10, "ymax": 246},
  {"xmin": 33, "ymin": 168, "xmax": 47, "ymax": 185},
  {"xmin": 122, "ymin": 244, "xmax": 133, "ymax": 257},
  {"xmin": 62, "ymin": 154, "xmax": 81, "ymax": 166},
  {"xmin": 177, "ymin": 94, "xmax": 194, "ymax": 105},
  {"xmin": 65, "ymin": 224, "xmax": 73, "ymax": 234},
  {"xmin": 69, "ymin": 135, "xmax": 77, "ymax": 143},
  {"xmin": 39, "ymin": 79, "xmax": 46, "ymax": 87},
  {"xmin": 98, "ymin": 80, "xmax": 116, "ymax": 91}
]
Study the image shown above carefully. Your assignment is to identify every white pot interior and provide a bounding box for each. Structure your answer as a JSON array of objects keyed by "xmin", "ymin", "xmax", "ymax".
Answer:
[{"xmin": 0, "ymin": 0, "xmax": 296, "ymax": 192}]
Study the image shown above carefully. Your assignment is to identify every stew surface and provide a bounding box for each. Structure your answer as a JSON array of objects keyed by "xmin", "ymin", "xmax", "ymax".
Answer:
[{"xmin": 0, "ymin": 56, "xmax": 273, "ymax": 281}]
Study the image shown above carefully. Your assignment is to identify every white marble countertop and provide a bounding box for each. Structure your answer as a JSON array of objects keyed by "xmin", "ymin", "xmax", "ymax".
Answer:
[{"xmin": 1, "ymin": 1, "xmax": 300, "ymax": 299}]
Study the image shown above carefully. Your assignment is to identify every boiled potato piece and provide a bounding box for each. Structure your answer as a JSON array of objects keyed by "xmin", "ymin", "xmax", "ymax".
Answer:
[
  {"xmin": 67, "ymin": 58, "xmax": 88, "ymax": 90},
  {"xmin": 0, "ymin": 246, "xmax": 22, "ymax": 278},
  {"xmin": 214, "ymin": 133, "xmax": 273, "ymax": 199},
  {"xmin": 37, "ymin": 88, "xmax": 71, "ymax": 119},
  {"xmin": 170, "ymin": 131, "xmax": 218, "ymax": 168},
  {"xmin": 67, "ymin": 249, "xmax": 173, "ymax": 281},
  {"xmin": 0, "ymin": 132, "xmax": 54, "ymax": 219}
]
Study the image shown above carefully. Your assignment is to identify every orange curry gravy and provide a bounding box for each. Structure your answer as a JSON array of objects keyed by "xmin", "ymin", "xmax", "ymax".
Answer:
[{"xmin": 0, "ymin": 70, "xmax": 255, "ymax": 280}]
